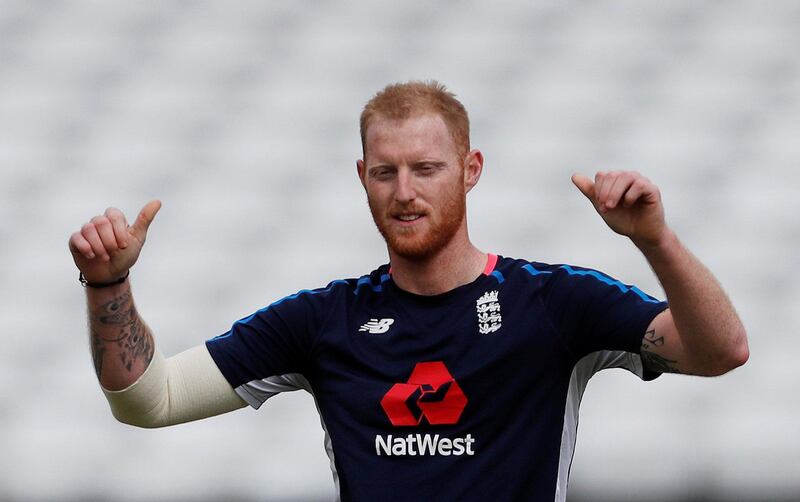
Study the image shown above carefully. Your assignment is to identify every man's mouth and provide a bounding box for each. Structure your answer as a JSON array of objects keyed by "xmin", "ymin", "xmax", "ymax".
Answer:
[
  {"xmin": 397, "ymin": 214, "xmax": 422, "ymax": 222},
  {"xmin": 391, "ymin": 211, "xmax": 427, "ymax": 227}
]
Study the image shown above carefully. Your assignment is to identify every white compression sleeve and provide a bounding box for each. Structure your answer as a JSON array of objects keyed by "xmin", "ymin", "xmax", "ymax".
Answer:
[{"xmin": 102, "ymin": 345, "xmax": 246, "ymax": 428}]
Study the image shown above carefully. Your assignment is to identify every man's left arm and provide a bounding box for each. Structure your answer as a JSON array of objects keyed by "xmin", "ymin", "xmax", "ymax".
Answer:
[{"xmin": 572, "ymin": 171, "xmax": 749, "ymax": 377}]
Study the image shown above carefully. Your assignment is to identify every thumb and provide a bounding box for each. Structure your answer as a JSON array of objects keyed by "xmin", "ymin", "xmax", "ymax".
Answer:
[
  {"xmin": 571, "ymin": 173, "xmax": 596, "ymax": 202},
  {"xmin": 130, "ymin": 200, "xmax": 162, "ymax": 240}
]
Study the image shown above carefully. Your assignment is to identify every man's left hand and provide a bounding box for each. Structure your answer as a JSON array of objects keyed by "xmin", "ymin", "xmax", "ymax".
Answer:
[{"xmin": 571, "ymin": 171, "xmax": 667, "ymax": 247}]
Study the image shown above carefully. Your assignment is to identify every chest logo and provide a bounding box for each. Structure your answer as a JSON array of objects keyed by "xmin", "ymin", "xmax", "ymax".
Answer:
[
  {"xmin": 476, "ymin": 290, "xmax": 502, "ymax": 334},
  {"xmin": 359, "ymin": 318, "xmax": 395, "ymax": 334},
  {"xmin": 380, "ymin": 361, "xmax": 468, "ymax": 426}
]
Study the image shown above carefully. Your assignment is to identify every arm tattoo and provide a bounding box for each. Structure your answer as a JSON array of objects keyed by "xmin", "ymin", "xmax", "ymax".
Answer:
[
  {"xmin": 94, "ymin": 291, "xmax": 135, "ymax": 327},
  {"xmin": 90, "ymin": 328, "xmax": 105, "ymax": 380},
  {"xmin": 641, "ymin": 329, "xmax": 664, "ymax": 348},
  {"xmin": 640, "ymin": 329, "xmax": 681, "ymax": 374},
  {"xmin": 90, "ymin": 291, "xmax": 154, "ymax": 378}
]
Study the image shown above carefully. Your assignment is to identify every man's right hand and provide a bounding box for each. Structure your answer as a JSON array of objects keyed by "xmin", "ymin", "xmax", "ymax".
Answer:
[{"xmin": 69, "ymin": 200, "xmax": 161, "ymax": 284}]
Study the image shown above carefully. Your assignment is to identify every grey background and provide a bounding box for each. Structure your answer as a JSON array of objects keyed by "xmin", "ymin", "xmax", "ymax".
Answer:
[{"xmin": 1, "ymin": 0, "xmax": 797, "ymax": 500}]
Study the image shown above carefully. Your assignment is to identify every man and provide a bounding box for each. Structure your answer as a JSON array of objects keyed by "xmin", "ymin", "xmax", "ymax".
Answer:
[{"xmin": 70, "ymin": 81, "xmax": 748, "ymax": 501}]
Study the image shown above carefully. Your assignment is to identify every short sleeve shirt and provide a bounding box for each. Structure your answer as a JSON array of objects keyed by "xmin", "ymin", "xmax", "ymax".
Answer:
[{"xmin": 206, "ymin": 255, "xmax": 668, "ymax": 501}]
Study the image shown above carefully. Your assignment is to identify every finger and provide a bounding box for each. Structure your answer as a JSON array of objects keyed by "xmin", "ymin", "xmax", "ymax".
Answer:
[
  {"xmin": 623, "ymin": 177, "xmax": 655, "ymax": 207},
  {"xmin": 605, "ymin": 172, "xmax": 636, "ymax": 210},
  {"xmin": 105, "ymin": 207, "xmax": 130, "ymax": 248},
  {"xmin": 571, "ymin": 173, "xmax": 596, "ymax": 202},
  {"xmin": 81, "ymin": 223, "xmax": 110, "ymax": 261},
  {"xmin": 130, "ymin": 200, "xmax": 162, "ymax": 240},
  {"xmin": 69, "ymin": 231, "xmax": 95, "ymax": 259},
  {"xmin": 91, "ymin": 216, "xmax": 119, "ymax": 254},
  {"xmin": 596, "ymin": 171, "xmax": 619, "ymax": 211}
]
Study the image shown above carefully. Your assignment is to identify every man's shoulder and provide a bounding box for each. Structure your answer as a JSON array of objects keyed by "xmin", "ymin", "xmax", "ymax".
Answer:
[
  {"xmin": 496, "ymin": 255, "xmax": 609, "ymax": 280},
  {"xmin": 493, "ymin": 256, "xmax": 609, "ymax": 296},
  {"xmin": 295, "ymin": 263, "xmax": 392, "ymax": 299},
  {"xmin": 494, "ymin": 255, "xmax": 562, "ymax": 278},
  {"xmin": 496, "ymin": 255, "xmax": 665, "ymax": 306}
]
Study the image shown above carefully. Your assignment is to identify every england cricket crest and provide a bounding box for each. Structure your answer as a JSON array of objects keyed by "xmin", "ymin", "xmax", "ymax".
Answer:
[{"xmin": 476, "ymin": 290, "xmax": 502, "ymax": 334}]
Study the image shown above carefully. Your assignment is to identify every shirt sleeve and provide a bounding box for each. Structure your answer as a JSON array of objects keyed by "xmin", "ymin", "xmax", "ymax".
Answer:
[
  {"xmin": 205, "ymin": 281, "xmax": 343, "ymax": 408},
  {"xmin": 541, "ymin": 264, "xmax": 669, "ymax": 362}
]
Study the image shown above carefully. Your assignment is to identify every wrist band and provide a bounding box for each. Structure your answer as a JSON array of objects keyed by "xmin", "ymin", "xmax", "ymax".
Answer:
[{"xmin": 79, "ymin": 270, "xmax": 130, "ymax": 288}]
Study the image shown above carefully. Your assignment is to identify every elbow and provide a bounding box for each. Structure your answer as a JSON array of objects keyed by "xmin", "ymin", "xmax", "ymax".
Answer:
[
  {"xmin": 117, "ymin": 418, "xmax": 165, "ymax": 430},
  {"xmin": 728, "ymin": 335, "xmax": 750, "ymax": 370},
  {"xmin": 705, "ymin": 328, "xmax": 749, "ymax": 376},
  {"xmin": 111, "ymin": 409, "xmax": 167, "ymax": 429},
  {"xmin": 107, "ymin": 399, "xmax": 171, "ymax": 429},
  {"xmin": 733, "ymin": 335, "xmax": 750, "ymax": 367},
  {"xmin": 727, "ymin": 325, "xmax": 750, "ymax": 370}
]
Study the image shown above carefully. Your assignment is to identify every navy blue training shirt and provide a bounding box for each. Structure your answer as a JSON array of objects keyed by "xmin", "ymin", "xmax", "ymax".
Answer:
[{"xmin": 206, "ymin": 255, "xmax": 668, "ymax": 501}]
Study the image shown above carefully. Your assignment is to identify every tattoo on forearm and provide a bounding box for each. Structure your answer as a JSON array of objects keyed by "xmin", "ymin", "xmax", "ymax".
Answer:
[
  {"xmin": 90, "ymin": 291, "xmax": 154, "ymax": 378},
  {"xmin": 640, "ymin": 329, "xmax": 681, "ymax": 374},
  {"xmin": 91, "ymin": 329, "xmax": 105, "ymax": 379},
  {"xmin": 117, "ymin": 313, "xmax": 153, "ymax": 372},
  {"xmin": 94, "ymin": 291, "xmax": 135, "ymax": 326}
]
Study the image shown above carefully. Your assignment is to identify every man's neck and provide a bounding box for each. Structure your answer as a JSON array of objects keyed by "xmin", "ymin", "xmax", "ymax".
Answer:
[{"xmin": 388, "ymin": 239, "xmax": 487, "ymax": 296}]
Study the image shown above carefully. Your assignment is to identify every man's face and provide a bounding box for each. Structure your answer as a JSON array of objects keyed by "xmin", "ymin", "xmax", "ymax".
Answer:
[{"xmin": 358, "ymin": 113, "xmax": 469, "ymax": 260}]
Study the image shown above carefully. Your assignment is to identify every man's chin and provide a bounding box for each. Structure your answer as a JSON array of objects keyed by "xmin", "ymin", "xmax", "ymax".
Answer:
[
  {"xmin": 384, "ymin": 232, "xmax": 447, "ymax": 261},
  {"xmin": 390, "ymin": 244, "xmax": 435, "ymax": 261}
]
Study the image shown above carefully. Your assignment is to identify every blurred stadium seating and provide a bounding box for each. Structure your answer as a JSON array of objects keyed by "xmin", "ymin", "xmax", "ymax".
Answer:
[{"xmin": 0, "ymin": 0, "xmax": 797, "ymax": 500}]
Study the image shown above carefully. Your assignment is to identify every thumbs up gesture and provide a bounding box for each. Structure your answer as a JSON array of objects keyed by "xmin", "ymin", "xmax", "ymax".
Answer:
[
  {"xmin": 69, "ymin": 201, "xmax": 162, "ymax": 284},
  {"xmin": 571, "ymin": 171, "xmax": 667, "ymax": 248}
]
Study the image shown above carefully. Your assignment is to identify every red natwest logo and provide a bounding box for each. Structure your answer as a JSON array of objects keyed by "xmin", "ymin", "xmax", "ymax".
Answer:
[{"xmin": 380, "ymin": 361, "xmax": 468, "ymax": 426}]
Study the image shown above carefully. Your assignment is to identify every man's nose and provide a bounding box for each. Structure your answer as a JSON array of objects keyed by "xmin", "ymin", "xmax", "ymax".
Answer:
[{"xmin": 394, "ymin": 169, "xmax": 417, "ymax": 203}]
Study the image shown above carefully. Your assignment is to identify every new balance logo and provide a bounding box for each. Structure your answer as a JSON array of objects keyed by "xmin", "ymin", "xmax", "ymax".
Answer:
[{"xmin": 359, "ymin": 318, "xmax": 395, "ymax": 334}]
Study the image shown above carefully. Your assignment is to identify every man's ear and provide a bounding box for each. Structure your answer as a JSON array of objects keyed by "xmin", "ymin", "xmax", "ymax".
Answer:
[
  {"xmin": 463, "ymin": 149, "xmax": 484, "ymax": 193},
  {"xmin": 357, "ymin": 159, "xmax": 367, "ymax": 190}
]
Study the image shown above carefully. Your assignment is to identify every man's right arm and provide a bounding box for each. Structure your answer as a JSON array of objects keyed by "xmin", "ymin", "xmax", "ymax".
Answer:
[{"xmin": 71, "ymin": 201, "xmax": 245, "ymax": 427}]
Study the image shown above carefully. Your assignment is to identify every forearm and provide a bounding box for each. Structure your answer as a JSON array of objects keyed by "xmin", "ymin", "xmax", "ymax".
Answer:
[
  {"xmin": 636, "ymin": 229, "xmax": 749, "ymax": 374},
  {"xmin": 87, "ymin": 279, "xmax": 154, "ymax": 390},
  {"xmin": 104, "ymin": 345, "xmax": 247, "ymax": 428},
  {"xmin": 86, "ymin": 279, "xmax": 246, "ymax": 426}
]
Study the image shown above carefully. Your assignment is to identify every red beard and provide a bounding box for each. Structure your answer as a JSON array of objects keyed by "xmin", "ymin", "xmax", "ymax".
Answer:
[{"xmin": 368, "ymin": 184, "xmax": 466, "ymax": 261}]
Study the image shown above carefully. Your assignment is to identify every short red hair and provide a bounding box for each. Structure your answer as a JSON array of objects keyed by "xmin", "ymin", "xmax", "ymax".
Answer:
[{"xmin": 360, "ymin": 80, "xmax": 470, "ymax": 159}]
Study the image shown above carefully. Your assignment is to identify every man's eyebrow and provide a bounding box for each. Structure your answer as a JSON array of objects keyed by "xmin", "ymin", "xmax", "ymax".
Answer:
[
  {"xmin": 412, "ymin": 160, "xmax": 447, "ymax": 168},
  {"xmin": 367, "ymin": 163, "xmax": 395, "ymax": 172}
]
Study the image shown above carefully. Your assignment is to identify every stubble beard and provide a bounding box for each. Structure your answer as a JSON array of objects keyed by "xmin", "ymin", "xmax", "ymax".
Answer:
[{"xmin": 368, "ymin": 186, "xmax": 466, "ymax": 261}]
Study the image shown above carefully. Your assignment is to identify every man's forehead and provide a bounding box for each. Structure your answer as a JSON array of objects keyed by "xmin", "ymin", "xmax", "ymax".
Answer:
[{"xmin": 364, "ymin": 113, "xmax": 456, "ymax": 160}]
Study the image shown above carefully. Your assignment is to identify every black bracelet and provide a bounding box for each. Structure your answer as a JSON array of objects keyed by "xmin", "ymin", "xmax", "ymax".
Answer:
[{"xmin": 79, "ymin": 270, "xmax": 130, "ymax": 288}]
